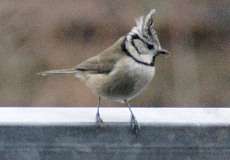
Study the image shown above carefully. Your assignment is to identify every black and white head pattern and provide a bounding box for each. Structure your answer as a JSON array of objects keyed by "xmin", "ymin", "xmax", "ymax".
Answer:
[{"xmin": 122, "ymin": 9, "xmax": 163, "ymax": 66}]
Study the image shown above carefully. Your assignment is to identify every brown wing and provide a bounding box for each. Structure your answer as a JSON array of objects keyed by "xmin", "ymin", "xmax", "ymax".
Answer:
[{"xmin": 75, "ymin": 37, "xmax": 125, "ymax": 74}]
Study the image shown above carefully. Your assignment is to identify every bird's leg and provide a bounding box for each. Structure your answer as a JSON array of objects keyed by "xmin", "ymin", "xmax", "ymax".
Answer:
[
  {"xmin": 124, "ymin": 100, "xmax": 140, "ymax": 135},
  {"xmin": 96, "ymin": 96, "xmax": 103, "ymax": 126}
]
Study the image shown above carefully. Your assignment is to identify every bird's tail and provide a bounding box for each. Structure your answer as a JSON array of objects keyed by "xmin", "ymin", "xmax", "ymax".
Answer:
[{"xmin": 37, "ymin": 68, "xmax": 77, "ymax": 76}]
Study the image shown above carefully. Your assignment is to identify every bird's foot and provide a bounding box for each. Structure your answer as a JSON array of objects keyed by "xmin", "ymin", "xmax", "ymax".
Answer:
[
  {"xmin": 96, "ymin": 112, "xmax": 104, "ymax": 127},
  {"xmin": 130, "ymin": 115, "xmax": 140, "ymax": 135}
]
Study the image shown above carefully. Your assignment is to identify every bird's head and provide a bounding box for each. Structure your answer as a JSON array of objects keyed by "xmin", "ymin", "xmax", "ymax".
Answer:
[
  {"xmin": 135, "ymin": 9, "xmax": 169, "ymax": 56},
  {"xmin": 124, "ymin": 9, "xmax": 169, "ymax": 66}
]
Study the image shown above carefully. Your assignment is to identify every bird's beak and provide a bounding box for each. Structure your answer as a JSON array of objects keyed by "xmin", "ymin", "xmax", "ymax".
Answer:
[{"xmin": 157, "ymin": 48, "xmax": 170, "ymax": 55}]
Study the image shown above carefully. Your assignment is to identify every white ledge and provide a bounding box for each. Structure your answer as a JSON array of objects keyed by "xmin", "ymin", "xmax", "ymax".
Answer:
[{"xmin": 0, "ymin": 108, "xmax": 229, "ymax": 126}]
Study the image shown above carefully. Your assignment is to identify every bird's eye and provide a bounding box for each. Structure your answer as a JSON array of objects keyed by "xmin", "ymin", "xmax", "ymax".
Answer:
[{"xmin": 147, "ymin": 44, "xmax": 154, "ymax": 50}]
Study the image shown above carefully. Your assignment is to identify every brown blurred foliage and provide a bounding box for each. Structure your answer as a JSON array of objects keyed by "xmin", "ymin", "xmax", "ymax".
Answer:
[{"xmin": 0, "ymin": 0, "xmax": 229, "ymax": 107}]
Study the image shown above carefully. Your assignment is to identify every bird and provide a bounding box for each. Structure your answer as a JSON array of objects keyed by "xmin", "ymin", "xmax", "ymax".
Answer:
[{"xmin": 38, "ymin": 9, "xmax": 169, "ymax": 134}]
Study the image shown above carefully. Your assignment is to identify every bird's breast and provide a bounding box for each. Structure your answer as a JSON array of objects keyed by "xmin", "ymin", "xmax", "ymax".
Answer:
[{"xmin": 95, "ymin": 57, "xmax": 156, "ymax": 101}]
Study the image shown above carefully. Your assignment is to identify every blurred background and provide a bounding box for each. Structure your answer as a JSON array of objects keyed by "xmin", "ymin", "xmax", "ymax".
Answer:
[{"xmin": 0, "ymin": 0, "xmax": 229, "ymax": 107}]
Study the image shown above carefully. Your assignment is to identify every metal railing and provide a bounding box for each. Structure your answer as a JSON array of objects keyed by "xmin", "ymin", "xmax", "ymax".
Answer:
[{"xmin": 0, "ymin": 108, "xmax": 229, "ymax": 160}]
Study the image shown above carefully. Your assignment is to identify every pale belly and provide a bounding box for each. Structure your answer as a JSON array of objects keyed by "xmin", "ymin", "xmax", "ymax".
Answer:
[{"xmin": 86, "ymin": 57, "xmax": 156, "ymax": 102}]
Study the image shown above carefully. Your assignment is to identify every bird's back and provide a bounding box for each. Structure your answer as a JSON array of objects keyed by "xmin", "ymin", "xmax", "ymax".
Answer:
[{"xmin": 75, "ymin": 36, "xmax": 126, "ymax": 80}]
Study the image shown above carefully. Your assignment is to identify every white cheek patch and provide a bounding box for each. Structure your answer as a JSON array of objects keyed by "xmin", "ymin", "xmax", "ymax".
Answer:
[
  {"xmin": 133, "ymin": 39, "xmax": 154, "ymax": 64},
  {"xmin": 126, "ymin": 37, "xmax": 154, "ymax": 65},
  {"xmin": 126, "ymin": 40, "xmax": 140, "ymax": 59},
  {"xmin": 133, "ymin": 39, "xmax": 149, "ymax": 54}
]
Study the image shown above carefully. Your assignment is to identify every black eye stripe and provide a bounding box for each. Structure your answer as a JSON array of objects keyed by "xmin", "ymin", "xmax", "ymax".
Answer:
[
  {"xmin": 121, "ymin": 37, "xmax": 155, "ymax": 67},
  {"xmin": 131, "ymin": 34, "xmax": 155, "ymax": 50}
]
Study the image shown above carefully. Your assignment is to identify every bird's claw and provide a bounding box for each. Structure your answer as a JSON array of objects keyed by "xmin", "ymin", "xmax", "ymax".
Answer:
[
  {"xmin": 96, "ymin": 112, "xmax": 104, "ymax": 127},
  {"xmin": 130, "ymin": 115, "xmax": 140, "ymax": 135}
]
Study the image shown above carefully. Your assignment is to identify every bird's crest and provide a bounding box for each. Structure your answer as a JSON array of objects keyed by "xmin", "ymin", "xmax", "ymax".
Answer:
[{"xmin": 133, "ymin": 9, "xmax": 157, "ymax": 43}]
